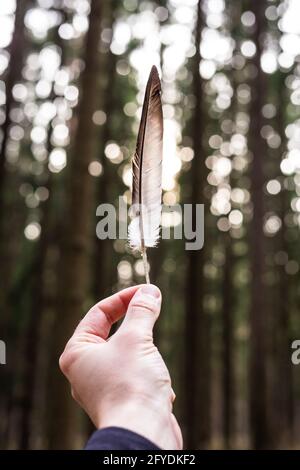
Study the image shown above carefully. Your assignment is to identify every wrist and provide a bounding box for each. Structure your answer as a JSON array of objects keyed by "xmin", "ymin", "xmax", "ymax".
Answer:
[{"xmin": 96, "ymin": 397, "xmax": 170, "ymax": 448}]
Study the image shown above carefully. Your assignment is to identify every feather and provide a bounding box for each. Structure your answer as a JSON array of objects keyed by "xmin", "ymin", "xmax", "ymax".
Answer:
[{"xmin": 128, "ymin": 65, "xmax": 163, "ymax": 283}]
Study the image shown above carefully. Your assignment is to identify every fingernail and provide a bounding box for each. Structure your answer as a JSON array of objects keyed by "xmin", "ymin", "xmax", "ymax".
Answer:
[{"xmin": 140, "ymin": 284, "xmax": 161, "ymax": 298}]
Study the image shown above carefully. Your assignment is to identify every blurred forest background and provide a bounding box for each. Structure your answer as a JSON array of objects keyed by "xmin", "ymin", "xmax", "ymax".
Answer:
[{"xmin": 0, "ymin": 0, "xmax": 300, "ymax": 450}]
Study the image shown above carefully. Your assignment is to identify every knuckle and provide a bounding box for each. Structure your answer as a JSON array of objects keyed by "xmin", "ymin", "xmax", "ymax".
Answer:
[
  {"xmin": 130, "ymin": 300, "xmax": 158, "ymax": 315},
  {"xmin": 59, "ymin": 344, "xmax": 77, "ymax": 376},
  {"xmin": 59, "ymin": 352, "xmax": 69, "ymax": 375}
]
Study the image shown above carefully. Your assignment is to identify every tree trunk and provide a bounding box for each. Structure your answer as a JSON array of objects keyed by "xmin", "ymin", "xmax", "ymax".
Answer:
[
  {"xmin": 185, "ymin": 0, "xmax": 211, "ymax": 449},
  {"xmin": 222, "ymin": 234, "xmax": 235, "ymax": 448},
  {"xmin": 47, "ymin": 0, "xmax": 103, "ymax": 449},
  {"xmin": 273, "ymin": 71, "xmax": 293, "ymax": 447},
  {"xmin": 93, "ymin": 47, "xmax": 117, "ymax": 301},
  {"xmin": 0, "ymin": 0, "xmax": 28, "ymax": 448},
  {"xmin": 0, "ymin": 0, "xmax": 27, "ymax": 333},
  {"xmin": 248, "ymin": 0, "xmax": 269, "ymax": 449}
]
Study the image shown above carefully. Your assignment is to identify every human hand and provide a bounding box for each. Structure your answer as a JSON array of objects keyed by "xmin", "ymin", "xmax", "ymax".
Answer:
[{"xmin": 59, "ymin": 284, "xmax": 182, "ymax": 450}]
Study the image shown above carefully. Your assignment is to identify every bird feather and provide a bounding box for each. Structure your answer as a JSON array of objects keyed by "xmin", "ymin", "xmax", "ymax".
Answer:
[{"xmin": 128, "ymin": 66, "xmax": 163, "ymax": 283}]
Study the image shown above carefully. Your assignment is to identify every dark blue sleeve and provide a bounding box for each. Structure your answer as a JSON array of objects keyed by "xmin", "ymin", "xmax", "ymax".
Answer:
[{"xmin": 84, "ymin": 427, "xmax": 160, "ymax": 450}]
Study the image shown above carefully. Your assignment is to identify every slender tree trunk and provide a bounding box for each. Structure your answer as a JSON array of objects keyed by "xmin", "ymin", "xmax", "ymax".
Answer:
[
  {"xmin": 18, "ymin": 218, "xmax": 50, "ymax": 449},
  {"xmin": 220, "ymin": 2, "xmax": 242, "ymax": 447},
  {"xmin": 185, "ymin": 0, "xmax": 211, "ymax": 449},
  {"xmin": 248, "ymin": 0, "xmax": 269, "ymax": 449},
  {"xmin": 93, "ymin": 46, "xmax": 117, "ymax": 301},
  {"xmin": 273, "ymin": 71, "xmax": 293, "ymax": 447},
  {"xmin": 47, "ymin": 0, "xmax": 103, "ymax": 449},
  {"xmin": 222, "ymin": 234, "xmax": 235, "ymax": 448},
  {"xmin": 0, "ymin": 0, "xmax": 27, "ymax": 448},
  {"xmin": 0, "ymin": 0, "xmax": 27, "ymax": 331}
]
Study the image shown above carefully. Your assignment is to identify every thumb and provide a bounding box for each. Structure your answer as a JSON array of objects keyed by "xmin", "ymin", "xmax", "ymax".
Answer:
[{"xmin": 119, "ymin": 284, "xmax": 161, "ymax": 337}]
